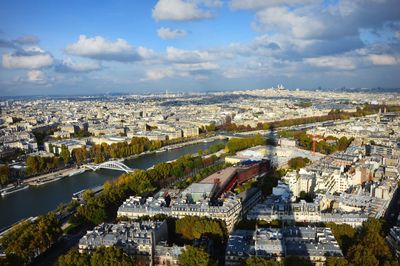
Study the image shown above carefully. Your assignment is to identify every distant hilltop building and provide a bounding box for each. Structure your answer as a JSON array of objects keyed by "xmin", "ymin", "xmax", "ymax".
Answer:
[{"xmin": 274, "ymin": 84, "xmax": 286, "ymax": 91}]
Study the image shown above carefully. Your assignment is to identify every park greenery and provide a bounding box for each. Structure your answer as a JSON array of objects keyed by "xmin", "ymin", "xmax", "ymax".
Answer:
[
  {"xmin": 178, "ymin": 246, "xmax": 216, "ymax": 266},
  {"xmin": 218, "ymin": 104, "xmax": 400, "ymax": 132},
  {"xmin": 0, "ymin": 212, "xmax": 62, "ymax": 265},
  {"xmin": 58, "ymin": 246, "xmax": 135, "ymax": 266},
  {"xmin": 278, "ymin": 130, "xmax": 353, "ymax": 155},
  {"xmin": 287, "ymin": 157, "xmax": 311, "ymax": 170},
  {"xmin": 225, "ymin": 134, "xmax": 266, "ymax": 153},
  {"xmin": 176, "ymin": 216, "xmax": 227, "ymax": 241},
  {"xmin": 198, "ymin": 141, "xmax": 226, "ymax": 156},
  {"xmin": 326, "ymin": 219, "xmax": 398, "ymax": 266}
]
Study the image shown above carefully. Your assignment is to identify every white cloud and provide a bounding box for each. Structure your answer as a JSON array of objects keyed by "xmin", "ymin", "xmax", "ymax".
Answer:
[
  {"xmin": 152, "ymin": 0, "xmax": 213, "ymax": 21},
  {"xmin": 304, "ymin": 55, "xmax": 356, "ymax": 70},
  {"xmin": 174, "ymin": 62, "xmax": 219, "ymax": 71},
  {"xmin": 367, "ymin": 54, "xmax": 399, "ymax": 65},
  {"xmin": 27, "ymin": 70, "xmax": 46, "ymax": 82},
  {"xmin": 2, "ymin": 51, "xmax": 53, "ymax": 69},
  {"xmin": 166, "ymin": 46, "xmax": 213, "ymax": 63},
  {"xmin": 56, "ymin": 58, "xmax": 102, "ymax": 73},
  {"xmin": 395, "ymin": 31, "xmax": 400, "ymax": 40},
  {"xmin": 65, "ymin": 35, "xmax": 153, "ymax": 62},
  {"xmin": 254, "ymin": 7, "xmax": 325, "ymax": 39},
  {"xmin": 230, "ymin": 0, "xmax": 315, "ymax": 10},
  {"xmin": 157, "ymin": 27, "xmax": 188, "ymax": 39},
  {"xmin": 145, "ymin": 68, "xmax": 175, "ymax": 80},
  {"xmin": 137, "ymin": 46, "xmax": 156, "ymax": 59}
]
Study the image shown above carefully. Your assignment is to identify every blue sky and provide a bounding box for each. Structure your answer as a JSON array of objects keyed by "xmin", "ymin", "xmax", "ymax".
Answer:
[{"xmin": 0, "ymin": 0, "xmax": 400, "ymax": 95}]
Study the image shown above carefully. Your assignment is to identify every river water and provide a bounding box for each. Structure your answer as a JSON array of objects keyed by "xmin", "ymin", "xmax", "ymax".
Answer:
[{"xmin": 0, "ymin": 140, "xmax": 225, "ymax": 229}]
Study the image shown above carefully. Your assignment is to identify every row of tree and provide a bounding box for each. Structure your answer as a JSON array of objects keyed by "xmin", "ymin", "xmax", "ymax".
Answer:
[
  {"xmin": 218, "ymin": 105, "xmax": 400, "ymax": 132},
  {"xmin": 26, "ymin": 155, "xmax": 63, "ymax": 175},
  {"xmin": 225, "ymin": 134, "xmax": 266, "ymax": 153},
  {"xmin": 198, "ymin": 141, "xmax": 226, "ymax": 156},
  {"xmin": 26, "ymin": 137, "xmax": 164, "ymax": 176},
  {"xmin": 0, "ymin": 212, "xmax": 62, "ymax": 265}
]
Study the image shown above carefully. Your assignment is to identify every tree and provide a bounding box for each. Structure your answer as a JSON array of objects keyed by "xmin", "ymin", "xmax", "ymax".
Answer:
[
  {"xmin": 284, "ymin": 256, "xmax": 313, "ymax": 266},
  {"xmin": 0, "ymin": 165, "xmax": 11, "ymax": 187},
  {"xmin": 59, "ymin": 247, "xmax": 133, "ymax": 266},
  {"xmin": 59, "ymin": 248, "xmax": 90, "ymax": 266},
  {"xmin": 90, "ymin": 246, "xmax": 134, "ymax": 266},
  {"xmin": 288, "ymin": 157, "xmax": 310, "ymax": 170},
  {"xmin": 60, "ymin": 145, "xmax": 71, "ymax": 164},
  {"xmin": 176, "ymin": 216, "xmax": 226, "ymax": 241},
  {"xmin": 244, "ymin": 256, "xmax": 280, "ymax": 266},
  {"xmin": 326, "ymin": 223, "xmax": 356, "ymax": 256},
  {"xmin": 327, "ymin": 257, "xmax": 350, "ymax": 266},
  {"xmin": 26, "ymin": 156, "xmax": 40, "ymax": 175},
  {"xmin": 178, "ymin": 246, "xmax": 214, "ymax": 266},
  {"xmin": 1, "ymin": 212, "xmax": 62, "ymax": 265}
]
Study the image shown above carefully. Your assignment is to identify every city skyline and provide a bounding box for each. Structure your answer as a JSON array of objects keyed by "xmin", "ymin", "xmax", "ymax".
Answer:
[{"xmin": 1, "ymin": 0, "xmax": 400, "ymax": 96}]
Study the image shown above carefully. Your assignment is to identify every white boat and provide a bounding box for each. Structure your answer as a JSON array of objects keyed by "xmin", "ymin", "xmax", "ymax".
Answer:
[
  {"xmin": 69, "ymin": 169, "xmax": 86, "ymax": 177},
  {"xmin": 32, "ymin": 176, "xmax": 63, "ymax": 186},
  {"xmin": 1, "ymin": 184, "xmax": 29, "ymax": 197}
]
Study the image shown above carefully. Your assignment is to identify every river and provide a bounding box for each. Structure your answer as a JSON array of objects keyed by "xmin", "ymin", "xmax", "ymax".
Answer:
[{"xmin": 0, "ymin": 140, "xmax": 225, "ymax": 229}]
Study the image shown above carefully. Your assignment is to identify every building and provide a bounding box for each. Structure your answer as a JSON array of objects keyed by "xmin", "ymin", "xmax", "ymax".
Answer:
[
  {"xmin": 118, "ymin": 191, "xmax": 242, "ymax": 231},
  {"xmin": 44, "ymin": 139, "xmax": 87, "ymax": 153},
  {"xmin": 78, "ymin": 220, "xmax": 168, "ymax": 260},
  {"xmin": 225, "ymin": 230, "xmax": 255, "ymax": 266},
  {"xmin": 226, "ymin": 227, "xmax": 343, "ymax": 266},
  {"xmin": 117, "ymin": 162, "xmax": 268, "ymax": 231},
  {"xmin": 154, "ymin": 242, "xmax": 183, "ymax": 266}
]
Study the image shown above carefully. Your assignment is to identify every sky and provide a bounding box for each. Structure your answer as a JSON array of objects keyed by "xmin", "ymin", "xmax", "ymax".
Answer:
[{"xmin": 0, "ymin": 0, "xmax": 400, "ymax": 96}]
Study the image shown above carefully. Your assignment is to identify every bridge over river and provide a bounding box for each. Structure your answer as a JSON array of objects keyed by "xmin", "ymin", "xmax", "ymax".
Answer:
[{"xmin": 83, "ymin": 161, "xmax": 135, "ymax": 173}]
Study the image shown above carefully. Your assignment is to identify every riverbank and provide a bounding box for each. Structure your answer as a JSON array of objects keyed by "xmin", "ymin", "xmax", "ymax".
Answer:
[
  {"xmin": 0, "ymin": 139, "xmax": 226, "ymax": 229},
  {"xmin": 20, "ymin": 135, "xmax": 226, "ymax": 187},
  {"xmin": 23, "ymin": 168, "xmax": 80, "ymax": 186}
]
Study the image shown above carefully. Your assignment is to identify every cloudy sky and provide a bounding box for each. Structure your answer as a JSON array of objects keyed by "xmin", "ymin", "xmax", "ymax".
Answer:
[{"xmin": 1, "ymin": 0, "xmax": 400, "ymax": 95}]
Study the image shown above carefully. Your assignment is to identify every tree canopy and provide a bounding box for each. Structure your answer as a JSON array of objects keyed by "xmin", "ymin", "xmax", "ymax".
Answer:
[
  {"xmin": 178, "ymin": 246, "xmax": 215, "ymax": 266},
  {"xmin": 59, "ymin": 246, "xmax": 134, "ymax": 266}
]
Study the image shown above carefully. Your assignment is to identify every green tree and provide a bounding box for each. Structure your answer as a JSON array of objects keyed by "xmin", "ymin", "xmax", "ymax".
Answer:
[
  {"xmin": 288, "ymin": 157, "xmax": 310, "ymax": 170},
  {"xmin": 176, "ymin": 216, "xmax": 226, "ymax": 241},
  {"xmin": 90, "ymin": 246, "xmax": 134, "ymax": 266},
  {"xmin": 244, "ymin": 256, "xmax": 280, "ymax": 266},
  {"xmin": 284, "ymin": 256, "xmax": 313, "ymax": 266},
  {"xmin": 0, "ymin": 164, "xmax": 11, "ymax": 187},
  {"xmin": 178, "ymin": 246, "xmax": 214, "ymax": 266},
  {"xmin": 59, "ymin": 248, "xmax": 90, "ymax": 266},
  {"xmin": 26, "ymin": 155, "xmax": 40, "ymax": 175},
  {"xmin": 1, "ymin": 212, "xmax": 62, "ymax": 265},
  {"xmin": 60, "ymin": 145, "xmax": 71, "ymax": 164}
]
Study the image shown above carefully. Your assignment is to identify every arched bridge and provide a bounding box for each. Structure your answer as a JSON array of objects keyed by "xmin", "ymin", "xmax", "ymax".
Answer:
[{"xmin": 83, "ymin": 161, "xmax": 134, "ymax": 173}]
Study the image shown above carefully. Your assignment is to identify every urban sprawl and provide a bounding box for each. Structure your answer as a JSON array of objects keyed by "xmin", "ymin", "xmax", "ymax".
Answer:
[{"xmin": 1, "ymin": 87, "xmax": 400, "ymax": 265}]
